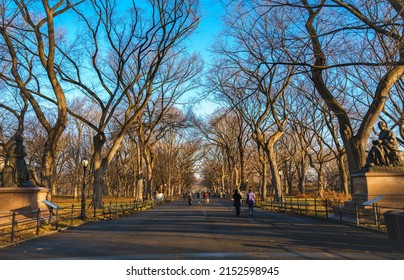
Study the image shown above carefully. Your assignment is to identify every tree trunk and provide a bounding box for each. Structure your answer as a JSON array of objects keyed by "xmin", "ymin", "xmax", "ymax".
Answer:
[
  {"xmin": 337, "ymin": 153, "xmax": 350, "ymax": 194},
  {"xmin": 261, "ymin": 159, "xmax": 268, "ymax": 200},
  {"xmin": 42, "ymin": 146, "xmax": 56, "ymax": 197},
  {"xmin": 145, "ymin": 150, "xmax": 154, "ymax": 200},
  {"xmin": 136, "ymin": 174, "xmax": 144, "ymax": 202},
  {"xmin": 135, "ymin": 142, "xmax": 144, "ymax": 202},
  {"xmin": 317, "ymin": 165, "xmax": 325, "ymax": 192},
  {"xmin": 305, "ymin": 1, "xmax": 404, "ymax": 190},
  {"xmin": 297, "ymin": 157, "xmax": 306, "ymax": 195},
  {"xmin": 221, "ymin": 165, "xmax": 226, "ymax": 196},
  {"xmin": 234, "ymin": 166, "xmax": 239, "ymax": 190},
  {"xmin": 266, "ymin": 146, "xmax": 283, "ymax": 202},
  {"xmin": 92, "ymin": 133, "xmax": 106, "ymax": 208}
]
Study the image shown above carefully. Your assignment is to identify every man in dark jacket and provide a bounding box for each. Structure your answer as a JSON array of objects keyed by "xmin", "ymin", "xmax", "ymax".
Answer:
[{"xmin": 233, "ymin": 189, "xmax": 242, "ymax": 216}]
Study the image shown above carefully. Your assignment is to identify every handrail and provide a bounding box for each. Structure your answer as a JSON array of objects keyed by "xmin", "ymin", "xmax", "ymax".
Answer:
[
  {"xmin": 258, "ymin": 197, "xmax": 401, "ymax": 231},
  {"xmin": 0, "ymin": 199, "xmax": 160, "ymax": 247}
]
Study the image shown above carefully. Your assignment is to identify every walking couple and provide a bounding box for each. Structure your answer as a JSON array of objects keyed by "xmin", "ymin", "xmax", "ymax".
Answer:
[{"xmin": 233, "ymin": 189, "xmax": 256, "ymax": 216}]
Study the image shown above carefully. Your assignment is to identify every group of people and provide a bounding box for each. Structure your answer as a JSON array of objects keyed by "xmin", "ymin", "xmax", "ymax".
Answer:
[
  {"xmin": 185, "ymin": 191, "xmax": 210, "ymax": 206},
  {"xmin": 184, "ymin": 188, "xmax": 256, "ymax": 216},
  {"xmin": 233, "ymin": 189, "xmax": 256, "ymax": 216}
]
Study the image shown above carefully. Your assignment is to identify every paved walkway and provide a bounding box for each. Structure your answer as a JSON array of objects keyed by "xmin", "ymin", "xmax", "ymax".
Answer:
[{"xmin": 1, "ymin": 198, "xmax": 403, "ymax": 259}]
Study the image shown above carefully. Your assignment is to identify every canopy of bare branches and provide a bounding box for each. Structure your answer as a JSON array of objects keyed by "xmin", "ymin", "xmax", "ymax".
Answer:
[{"xmin": 0, "ymin": 0, "xmax": 403, "ymax": 204}]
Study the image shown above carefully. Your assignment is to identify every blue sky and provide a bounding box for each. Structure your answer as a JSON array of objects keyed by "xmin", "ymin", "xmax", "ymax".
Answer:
[
  {"xmin": 58, "ymin": 0, "xmax": 224, "ymax": 117},
  {"xmin": 186, "ymin": 0, "xmax": 225, "ymax": 116},
  {"xmin": 189, "ymin": 0, "xmax": 224, "ymax": 58}
]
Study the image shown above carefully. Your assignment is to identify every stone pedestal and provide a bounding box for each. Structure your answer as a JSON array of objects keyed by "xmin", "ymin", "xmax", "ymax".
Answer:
[
  {"xmin": 0, "ymin": 187, "xmax": 49, "ymax": 221},
  {"xmin": 331, "ymin": 171, "xmax": 404, "ymax": 223},
  {"xmin": 351, "ymin": 171, "xmax": 404, "ymax": 209}
]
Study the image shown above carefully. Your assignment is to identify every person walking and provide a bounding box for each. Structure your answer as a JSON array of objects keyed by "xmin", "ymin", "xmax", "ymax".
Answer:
[
  {"xmin": 233, "ymin": 189, "xmax": 242, "ymax": 216},
  {"xmin": 203, "ymin": 192, "xmax": 210, "ymax": 204},
  {"xmin": 188, "ymin": 193, "xmax": 193, "ymax": 206},
  {"xmin": 247, "ymin": 189, "xmax": 256, "ymax": 216}
]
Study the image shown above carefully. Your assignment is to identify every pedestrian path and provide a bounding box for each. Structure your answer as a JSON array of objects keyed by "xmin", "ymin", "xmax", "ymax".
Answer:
[{"xmin": 0, "ymin": 198, "xmax": 403, "ymax": 259}]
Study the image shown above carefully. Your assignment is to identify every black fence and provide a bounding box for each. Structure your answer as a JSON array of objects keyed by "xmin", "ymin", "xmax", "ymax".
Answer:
[
  {"xmin": 257, "ymin": 197, "xmax": 403, "ymax": 231},
  {"xmin": 0, "ymin": 200, "xmax": 159, "ymax": 246}
]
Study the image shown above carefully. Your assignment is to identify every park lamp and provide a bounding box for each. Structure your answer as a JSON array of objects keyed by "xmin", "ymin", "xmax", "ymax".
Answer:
[
  {"xmin": 80, "ymin": 157, "xmax": 89, "ymax": 219},
  {"xmin": 81, "ymin": 157, "xmax": 89, "ymax": 170}
]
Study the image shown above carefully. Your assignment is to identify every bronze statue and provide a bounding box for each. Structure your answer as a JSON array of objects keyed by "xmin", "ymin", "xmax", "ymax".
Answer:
[
  {"xmin": 366, "ymin": 121, "xmax": 402, "ymax": 167},
  {"xmin": 1, "ymin": 134, "xmax": 32, "ymax": 187}
]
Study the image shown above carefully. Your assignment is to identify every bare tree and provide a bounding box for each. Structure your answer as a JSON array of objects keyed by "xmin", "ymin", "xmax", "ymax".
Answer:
[
  {"xmin": 197, "ymin": 111, "xmax": 242, "ymax": 194},
  {"xmin": 208, "ymin": 2, "xmax": 296, "ymax": 201},
  {"xmin": 0, "ymin": 0, "xmax": 83, "ymax": 193},
  {"xmin": 231, "ymin": 0, "xmax": 404, "ymax": 194},
  {"xmin": 153, "ymin": 124, "xmax": 202, "ymax": 197},
  {"xmin": 129, "ymin": 52, "xmax": 203, "ymax": 201},
  {"xmin": 301, "ymin": 0, "xmax": 404, "ymax": 177},
  {"xmin": 58, "ymin": 0, "xmax": 200, "ymax": 207}
]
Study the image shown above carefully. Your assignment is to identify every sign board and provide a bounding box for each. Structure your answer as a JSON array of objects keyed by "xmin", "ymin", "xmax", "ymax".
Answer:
[
  {"xmin": 362, "ymin": 196, "xmax": 384, "ymax": 206},
  {"xmin": 41, "ymin": 200, "xmax": 61, "ymax": 209}
]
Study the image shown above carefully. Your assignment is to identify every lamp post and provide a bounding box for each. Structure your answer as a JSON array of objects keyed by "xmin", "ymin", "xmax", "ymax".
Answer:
[{"xmin": 80, "ymin": 157, "xmax": 89, "ymax": 219}]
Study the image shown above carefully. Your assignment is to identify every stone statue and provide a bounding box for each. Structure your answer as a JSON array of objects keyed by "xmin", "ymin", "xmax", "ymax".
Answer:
[
  {"xmin": 365, "ymin": 121, "xmax": 402, "ymax": 167},
  {"xmin": 1, "ymin": 134, "xmax": 33, "ymax": 187}
]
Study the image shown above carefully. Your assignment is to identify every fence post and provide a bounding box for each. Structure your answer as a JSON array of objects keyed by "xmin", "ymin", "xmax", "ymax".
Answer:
[
  {"xmin": 10, "ymin": 211, "xmax": 16, "ymax": 243},
  {"xmin": 297, "ymin": 198, "xmax": 301, "ymax": 214},
  {"xmin": 325, "ymin": 199, "xmax": 329, "ymax": 218},
  {"xmin": 70, "ymin": 204, "xmax": 74, "ymax": 225},
  {"xmin": 305, "ymin": 198, "xmax": 308, "ymax": 215},
  {"xmin": 373, "ymin": 203, "xmax": 379, "ymax": 228},
  {"xmin": 36, "ymin": 209, "xmax": 40, "ymax": 236},
  {"xmin": 355, "ymin": 201, "xmax": 360, "ymax": 226},
  {"xmin": 48, "ymin": 208, "xmax": 52, "ymax": 225},
  {"xmin": 377, "ymin": 205, "xmax": 381, "ymax": 230},
  {"xmin": 55, "ymin": 207, "xmax": 59, "ymax": 231},
  {"xmin": 339, "ymin": 201, "xmax": 342, "ymax": 221},
  {"xmin": 290, "ymin": 198, "xmax": 292, "ymax": 213},
  {"xmin": 314, "ymin": 197, "xmax": 317, "ymax": 216}
]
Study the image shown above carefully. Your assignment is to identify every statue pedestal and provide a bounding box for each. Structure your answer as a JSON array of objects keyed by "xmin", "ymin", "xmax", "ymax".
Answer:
[
  {"xmin": 332, "ymin": 170, "xmax": 404, "ymax": 223},
  {"xmin": 351, "ymin": 171, "xmax": 404, "ymax": 209},
  {"xmin": 0, "ymin": 187, "xmax": 49, "ymax": 222}
]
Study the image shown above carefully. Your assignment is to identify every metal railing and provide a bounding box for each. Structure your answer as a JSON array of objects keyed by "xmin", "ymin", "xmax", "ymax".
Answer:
[
  {"xmin": 257, "ymin": 198, "xmax": 402, "ymax": 231},
  {"xmin": 0, "ymin": 199, "xmax": 160, "ymax": 246}
]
